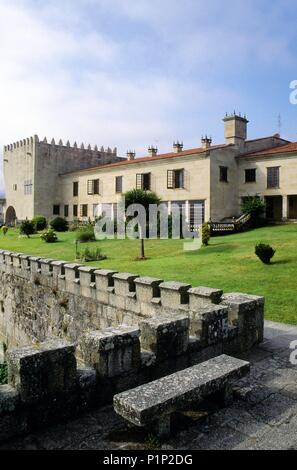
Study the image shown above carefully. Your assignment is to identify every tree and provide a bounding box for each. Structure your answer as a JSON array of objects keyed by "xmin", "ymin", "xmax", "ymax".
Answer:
[
  {"xmin": 124, "ymin": 189, "xmax": 161, "ymax": 259},
  {"xmin": 241, "ymin": 195, "xmax": 266, "ymax": 226}
]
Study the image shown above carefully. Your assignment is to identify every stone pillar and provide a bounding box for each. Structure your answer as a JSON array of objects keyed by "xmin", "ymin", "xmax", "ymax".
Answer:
[{"xmin": 282, "ymin": 195, "xmax": 288, "ymax": 220}]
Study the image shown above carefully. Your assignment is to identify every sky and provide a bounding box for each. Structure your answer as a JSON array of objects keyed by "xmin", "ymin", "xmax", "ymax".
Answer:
[{"xmin": 1, "ymin": 0, "xmax": 297, "ymax": 195}]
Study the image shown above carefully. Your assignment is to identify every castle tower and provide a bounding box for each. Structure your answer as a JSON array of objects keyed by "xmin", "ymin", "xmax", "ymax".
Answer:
[{"xmin": 223, "ymin": 112, "xmax": 249, "ymax": 147}]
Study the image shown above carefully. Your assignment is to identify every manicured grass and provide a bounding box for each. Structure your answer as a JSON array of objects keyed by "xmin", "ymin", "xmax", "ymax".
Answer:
[{"xmin": 0, "ymin": 225, "xmax": 297, "ymax": 325}]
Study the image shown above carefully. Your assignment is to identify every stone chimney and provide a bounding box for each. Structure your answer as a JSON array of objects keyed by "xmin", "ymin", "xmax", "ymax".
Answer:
[
  {"xmin": 148, "ymin": 146, "xmax": 158, "ymax": 157},
  {"xmin": 201, "ymin": 135, "xmax": 212, "ymax": 149},
  {"xmin": 126, "ymin": 150, "xmax": 136, "ymax": 161},
  {"xmin": 173, "ymin": 141, "xmax": 184, "ymax": 153},
  {"xmin": 223, "ymin": 112, "xmax": 249, "ymax": 146}
]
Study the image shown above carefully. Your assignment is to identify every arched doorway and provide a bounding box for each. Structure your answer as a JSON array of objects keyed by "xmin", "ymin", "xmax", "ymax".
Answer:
[{"xmin": 5, "ymin": 206, "xmax": 17, "ymax": 226}]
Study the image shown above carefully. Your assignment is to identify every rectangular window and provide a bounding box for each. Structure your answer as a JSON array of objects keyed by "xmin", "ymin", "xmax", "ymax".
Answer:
[
  {"xmin": 220, "ymin": 166, "xmax": 228, "ymax": 183},
  {"xmin": 53, "ymin": 205, "xmax": 60, "ymax": 215},
  {"xmin": 73, "ymin": 205, "xmax": 78, "ymax": 217},
  {"xmin": 267, "ymin": 167, "xmax": 280, "ymax": 188},
  {"xmin": 115, "ymin": 176, "xmax": 123, "ymax": 193},
  {"xmin": 136, "ymin": 173, "xmax": 151, "ymax": 190},
  {"xmin": 73, "ymin": 181, "xmax": 79, "ymax": 197},
  {"xmin": 245, "ymin": 169, "xmax": 256, "ymax": 183},
  {"xmin": 13, "ymin": 184, "xmax": 17, "ymax": 191},
  {"xmin": 64, "ymin": 205, "xmax": 69, "ymax": 217},
  {"xmin": 189, "ymin": 200, "xmax": 205, "ymax": 227},
  {"xmin": 87, "ymin": 179, "xmax": 100, "ymax": 195},
  {"xmin": 24, "ymin": 180, "xmax": 33, "ymax": 195},
  {"xmin": 167, "ymin": 169, "xmax": 184, "ymax": 189},
  {"xmin": 80, "ymin": 204, "xmax": 88, "ymax": 217}
]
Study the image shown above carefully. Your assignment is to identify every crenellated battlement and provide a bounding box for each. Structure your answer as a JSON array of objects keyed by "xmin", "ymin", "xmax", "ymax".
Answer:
[
  {"xmin": 4, "ymin": 134, "xmax": 117, "ymax": 156},
  {"xmin": 0, "ymin": 249, "xmax": 264, "ymax": 353}
]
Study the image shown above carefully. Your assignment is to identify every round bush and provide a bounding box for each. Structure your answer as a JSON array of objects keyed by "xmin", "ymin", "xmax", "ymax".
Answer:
[
  {"xmin": 40, "ymin": 229, "xmax": 58, "ymax": 243},
  {"xmin": 1, "ymin": 226, "xmax": 8, "ymax": 236},
  {"xmin": 255, "ymin": 243, "xmax": 276, "ymax": 264},
  {"xmin": 20, "ymin": 220, "xmax": 35, "ymax": 237},
  {"xmin": 50, "ymin": 217, "xmax": 69, "ymax": 232},
  {"xmin": 76, "ymin": 227, "xmax": 95, "ymax": 243},
  {"xmin": 32, "ymin": 215, "xmax": 47, "ymax": 231}
]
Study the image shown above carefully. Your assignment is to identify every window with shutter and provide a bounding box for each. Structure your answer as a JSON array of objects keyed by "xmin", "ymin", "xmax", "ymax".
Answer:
[
  {"xmin": 87, "ymin": 180, "xmax": 94, "ymax": 195},
  {"xmin": 93, "ymin": 179, "xmax": 99, "ymax": 195},
  {"xmin": 136, "ymin": 174, "xmax": 143, "ymax": 189},
  {"xmin": 167, "ymin": 170, "xmax": 174, "ymax": 189}
]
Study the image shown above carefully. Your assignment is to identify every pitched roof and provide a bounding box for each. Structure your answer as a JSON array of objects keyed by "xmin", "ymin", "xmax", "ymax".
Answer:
[
  {"xmin": 241, "ymin": 141, "xmax": 297, "ymax": 158},
  {"xmin": 61, "ymin": 143, "xmax": 228, "ymax": 176}
]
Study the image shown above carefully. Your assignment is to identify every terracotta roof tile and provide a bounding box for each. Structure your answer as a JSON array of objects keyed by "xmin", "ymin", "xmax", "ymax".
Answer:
[
  {"xmin": 61, "ymin": 144, "xmax": 228, "ymax": 175},
  {"xmin": 241, "ymin": 142, "xmax": 297, "ymax": 158}
]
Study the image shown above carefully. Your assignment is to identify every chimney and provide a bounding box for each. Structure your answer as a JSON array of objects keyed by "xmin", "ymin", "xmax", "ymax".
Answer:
[
  {"xmin": 223, "ymin": 112, "xmax": 249, "ymax": 146},
  {"xmin": 148, "ymin": 146, "xmax": 158, "ymax": 157},
  {"xmin": 126, "ymin": 150, "xmax": 136, "ymax": 161},
  {"xmin": 201, "ymin": 135, "xmax": 212, "ymax": 149},
  {"xmin": 173, "ymin": 141, "xmax": 184, "ymax": 153}
]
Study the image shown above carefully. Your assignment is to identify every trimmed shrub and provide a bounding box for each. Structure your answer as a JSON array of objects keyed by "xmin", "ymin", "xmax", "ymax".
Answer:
[
  {"xmin": 201, "ymin": 222, "xmax": 211, "ymax": 246},
  {"xmin": 255, "ymin": 243, "xmax": 276, "ymax": 264},
  {"xmin": 76, "ymin": 226, "xmax": 95, "ymax": 243},
  {"xmin": 32, "ymin": 215, "xmax": 47, "ymax": 231},
  {"xmin": 1, "ymin": 226, "xmax": 8, "ymax": 236},
  {"xmin": 76, "ymin": 246, "xmax": 106, "ymax": 262},
  {"xmin": 40, "ymin": 228, "xmax": 58, "ymax": 243},
  {"xmin": 50, "ymin": 217, "xmax": 69, "ymax": 232},
  {"xmin": 20, "ymin": 220, "xmax": 35, "ymax": 238}
]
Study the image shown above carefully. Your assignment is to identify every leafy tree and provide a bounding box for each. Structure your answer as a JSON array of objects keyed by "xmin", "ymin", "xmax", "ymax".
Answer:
[
  {"xmin": 124, "ymin": 189, "xmax": 161, "ymax": 259},
  {"xmin": 241, "ymin": 195, "xmax": 266, "ymax": 223},
  {"xmin": 20, "ymin": 220, "xmax": 35, "ymax": 238}
]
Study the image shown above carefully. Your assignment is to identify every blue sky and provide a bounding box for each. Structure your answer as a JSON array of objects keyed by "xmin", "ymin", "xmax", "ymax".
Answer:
[{"xmin": 1, "ymin": 0, "xmax": 297, "ymax": 195}]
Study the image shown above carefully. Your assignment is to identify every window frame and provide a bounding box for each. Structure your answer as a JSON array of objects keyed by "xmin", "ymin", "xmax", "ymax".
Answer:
[
  {"xmin": 219, "ymin": 166, "xmax": 228, "ymax": 183},
  {"xmin": 267, "ymin": 166, "xmax": 280, "ymax": 189},
  {"xmin": 80, "ymin": 204, "xmax": 88, "ymax": 218},
  {"xmin": 245, "ymin": 168, "xmax": 256, "ymax": 183},
  {"xmin": 53, "ymin": 205, "xmax": 60, "ymax": 216},
  {"xmin": 73, "ymin": 181, "xmax": 79, "ymax": 197},
  {"xmin": 115, "ymin": 176, "xmax": 123, "ymax": 193}
]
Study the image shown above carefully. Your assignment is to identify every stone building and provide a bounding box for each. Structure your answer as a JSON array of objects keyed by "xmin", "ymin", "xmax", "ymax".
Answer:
[{"xmin": 3, "ymin": 113, "xmax": 296, "ymax": 225}]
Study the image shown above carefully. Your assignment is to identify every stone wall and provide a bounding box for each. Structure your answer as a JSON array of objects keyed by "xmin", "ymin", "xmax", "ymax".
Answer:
[
  {"xmin": 0, "ymin": 249, "xmax": 265, "ymax": 442},
  {"xmin": 0, "ymin": 250, "xmax": 264, "ymax": 355}
]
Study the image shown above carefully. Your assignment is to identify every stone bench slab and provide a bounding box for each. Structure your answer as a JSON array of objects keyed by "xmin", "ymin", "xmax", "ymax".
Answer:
[{"xmin": 114, "ymin": 354, "xmax": 250, "ymax": 428}]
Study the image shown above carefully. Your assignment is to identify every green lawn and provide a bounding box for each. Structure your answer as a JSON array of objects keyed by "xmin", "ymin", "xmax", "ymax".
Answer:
[{"xmin": 0, "ymin": 225, "xmax": 297, "ymax": 325}]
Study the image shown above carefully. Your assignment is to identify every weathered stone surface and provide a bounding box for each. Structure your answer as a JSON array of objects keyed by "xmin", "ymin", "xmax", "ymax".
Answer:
[
  {"xmin": 80, "ymin": 326, "xmax": 141, "ymax": 377},
  {"xmin": 189, "ymin": 286, "xmax": 223, "ymax": 309},
  {"xmin": 0, "ymin": 385, "xmax": 20, "ymax": 415},
  {"xmin": 159, "ymin": 281, "xmax": 191, "ymax": 309},
  {"xmin": 134, "ymin": 277, "xmax": 163, "ymax": 303},
  {"xmin": 222, "ymin": 292, "xmax": 264, "ymax": 351},
  {"xmin": 140, "ymin": 313, "xmax": 189, "ymax": 360},
  {"xmin": 7, "ymin": 339, "xmax": 77, "ymax": 403},
  {"xmin": 189, "ymin": 305, "xmax": 229, "ymax": 346},
  {"xmin": 114, "ymin": 354, "xmax": 250, "ymax": 427}
]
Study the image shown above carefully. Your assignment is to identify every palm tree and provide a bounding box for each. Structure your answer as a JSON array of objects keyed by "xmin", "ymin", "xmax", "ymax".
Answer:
[{"xmin": 124, "ymin": 188, "xmax": 161, "ymax": 259}]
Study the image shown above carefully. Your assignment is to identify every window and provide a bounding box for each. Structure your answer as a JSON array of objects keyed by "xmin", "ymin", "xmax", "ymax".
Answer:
[
  {"xmin": 167, "ymin": 169, "xmax": 184, "ymax": 189},
  {"xmin": 64, "ymin": 205, "xmax": 69, "ymax": 217},
  {"xmin": 13, "ymin": 184, "xmax": 17, "ymax": 191},
  {"xmin": 73, "ymin": 181, "xmax": 79, "ymax": 197},
  {"xmin": 136, "ymin": 173, "xmax": 151, "ymax": 190},
  {"xmin": 80, "ymin": 204, "xmax": 88, "ymax": 217},
  {"xmin": 245, "ymin": 169, "xmax": 256, "ymax": 183},
  {"xmin": 189, "ymin": 200, "xmax": 205, "ymax": 227},
  {"xmin": 115, "ymin": 176, "xmax": 123, "ymax": 193},
  {"xmin": 53, "ymin": 205, "xmax": 60, "ymax": 215},
  {"xmin": 267, "ymin": 167, "xmax": 280, "ymax": 188},
  {"xmin": 73, "ymin": 205, "xmax": 78, "ymax": 217},
  {"xmin": 24, "ymin": 180, "xmax": 33, "ymax": 195},
  {"xmin": 220, "ymin": 166, "xmax": 228, "ymax": 182},
  {"xmin": 87, "ymin": 179, "xmax": 100, "ymax": 195}
]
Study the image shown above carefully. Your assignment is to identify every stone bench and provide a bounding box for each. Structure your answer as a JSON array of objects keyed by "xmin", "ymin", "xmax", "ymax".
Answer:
[{"xmin": 113, "ymin": 354, "xmax": 250, "ymax": 437}]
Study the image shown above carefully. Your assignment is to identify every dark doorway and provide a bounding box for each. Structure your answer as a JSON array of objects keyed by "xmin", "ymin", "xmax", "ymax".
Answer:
[
  {"xmin": 5, "ymin": 206, "xmax": 17, "ymax": 226},
  {"xmin": 265, "ymin": 196, "xmax": 282, "ymax": 220}
]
